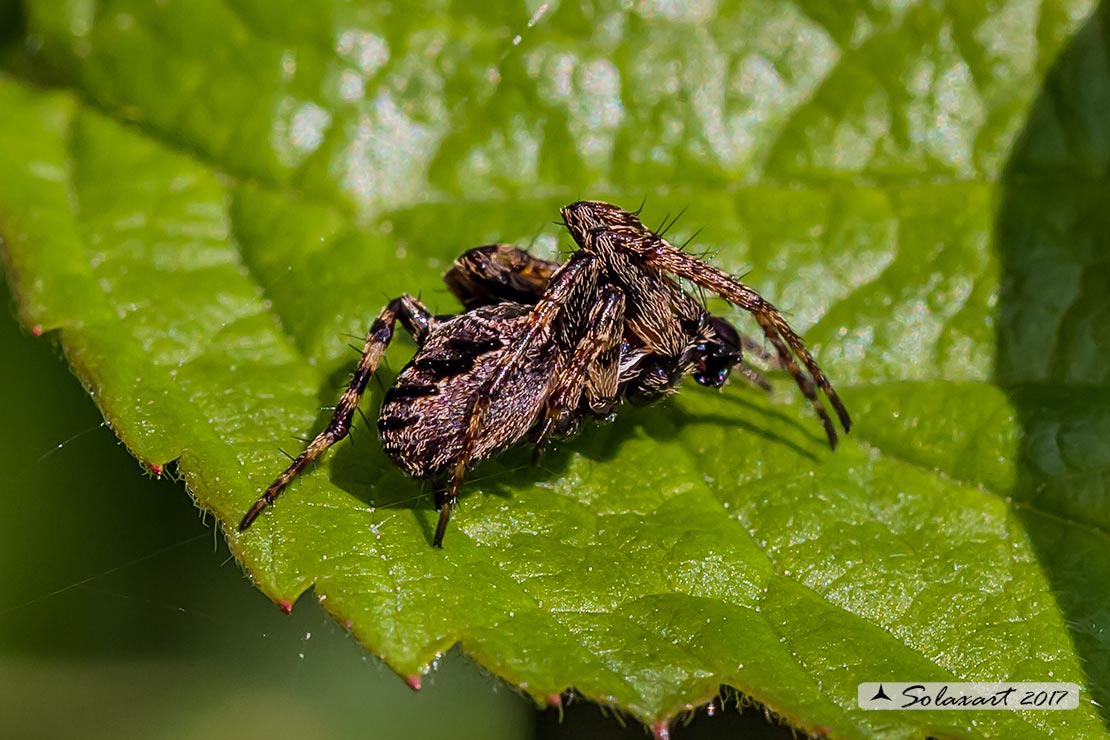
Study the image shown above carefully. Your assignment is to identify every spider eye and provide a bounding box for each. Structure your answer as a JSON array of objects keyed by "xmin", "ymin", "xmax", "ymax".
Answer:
[
  {"xmin": 691, "ymin": 335, "xmax": 740, "ymax": 388},
  {"xmin": 693, "ymin": 367, "xmax": 730, "ymax": 388}
]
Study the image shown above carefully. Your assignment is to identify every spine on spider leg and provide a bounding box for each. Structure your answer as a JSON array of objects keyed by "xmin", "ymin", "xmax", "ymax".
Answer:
[
  {"xmin": 238, "ymin": 398, "xmax": 358, "ymax": 531},
  {"xmin": 239, "ymin": 444, "xmax": 321, "ymax": 530}
]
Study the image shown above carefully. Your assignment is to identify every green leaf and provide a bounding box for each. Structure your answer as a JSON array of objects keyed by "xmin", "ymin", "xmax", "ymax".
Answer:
[{"xmin": 1, "ymin": 2, "xmax": 1108, "ymax": 738}]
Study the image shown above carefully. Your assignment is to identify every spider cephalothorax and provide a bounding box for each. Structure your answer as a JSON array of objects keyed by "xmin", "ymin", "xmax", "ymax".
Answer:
[{"xmin": 240, "ymin": 201, "xmax": 851, "ymax": 546}]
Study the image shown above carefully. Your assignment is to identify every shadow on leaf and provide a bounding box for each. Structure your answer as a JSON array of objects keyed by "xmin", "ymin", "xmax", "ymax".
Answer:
[
  {"xmin": 314, "ymin": 346, "xmax": 822, "ymax": 541},
  {"xmin": 998, "ymin": 2, "xmax": 1110, "ymax": 726}
]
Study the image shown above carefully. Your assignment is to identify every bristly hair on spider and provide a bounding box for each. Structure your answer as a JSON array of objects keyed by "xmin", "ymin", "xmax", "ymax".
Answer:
[{"xmin": 239, "ymin": 200, "xmax": 851, "ymax": 547}]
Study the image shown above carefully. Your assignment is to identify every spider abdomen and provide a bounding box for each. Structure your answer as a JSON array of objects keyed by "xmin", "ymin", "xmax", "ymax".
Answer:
[{"xmin": 377, "ymin": 302, "xmax": 557, "ymax": 478}]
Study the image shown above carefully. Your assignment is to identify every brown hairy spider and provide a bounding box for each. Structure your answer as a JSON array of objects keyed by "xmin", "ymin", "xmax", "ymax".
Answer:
[{"xmin": 239, "ymin": 201, "xmax": 851, "ymax": 547}]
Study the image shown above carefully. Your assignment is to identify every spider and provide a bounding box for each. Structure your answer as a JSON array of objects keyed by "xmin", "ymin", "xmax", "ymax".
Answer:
[{"xmin": 239, "ymin": 200, "xmax": 851, "ymax": 547}]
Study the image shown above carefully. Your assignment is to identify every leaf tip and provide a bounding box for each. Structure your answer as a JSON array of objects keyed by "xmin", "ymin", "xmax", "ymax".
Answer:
[
  {"xmin": 31, "ymin": 324, "xmax": 43, "ymax": 337},
  {"xmin": 278, "ymin": 599, "xmax": 294, "ymax": 614},
  {"xmin": 545, "ymin": 693, "xmax": 562, "ymax": 708},
  {"xmin": 651, "ymin": 720, "xmax": 670, "ymax": 740},
  {"xmin": 405, "ymin": 674, "xmax": 423, "ymax": 691}
]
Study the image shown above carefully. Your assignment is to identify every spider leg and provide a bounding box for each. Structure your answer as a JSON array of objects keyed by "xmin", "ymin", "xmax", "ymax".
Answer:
[
  {"xmin": 640, "ymin": 240, "xmax": 851, "ymax": 447},
  {"xmin": 533, "ymin": 285, "xmax": 625, "ymax": 460},
  {"xmin": 584, "ymin": 308, "xmax": 625, "ymax": 416},
  {"xmin": 740, "ymin": 333, "xmax": 776, "ymax": 366},
  {"xmin": 433, "ymin": 251, "xmax": 600, "ymax": 547},
  {"xmin": 239, "ymin": 294, "xmax": 436, "ymax": 531},
  {"xmin": 444, "ymin": 243, "xmax": 560, "ymax": 309},
  {"xmin": 737, "ymin": 334, "xmax": 797, "ymax": 393},
  {"xmin": 739, "ymin": 365, "xmax": 773, "ymax": 392}
]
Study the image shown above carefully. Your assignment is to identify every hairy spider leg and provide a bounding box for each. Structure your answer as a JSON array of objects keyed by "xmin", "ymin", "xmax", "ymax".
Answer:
[
  {"xmin": 533, "ymin": 285, "xmax": 626, "ymax": 459},
  {"xmin": 433, "ymin": 252, "xmax": 601, "ymax": 547},
  {"xmin": 633, "ymin": 234, "xmax": 852, "ymax": 448},
  {"xmin": 583, "ymin": 292, "xmax": 626, "ymax": 416},
  {"xmin": 736, "ymin": 366, "xmax": 771, "ymax": 392},
  {"xmin": 739, "ymin": 333, "xmax": 776, "ymax": 366},
  {"xmin": 452, "ymin": 243, "xmax": 771, "ymax": 397},
  {"xmin": 734, "ymin": 334, "xmax": 777, "ymax": 392},
  {"xmin": 239, "ymin": 295, "xmax": 437, "ymax": 531}
]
